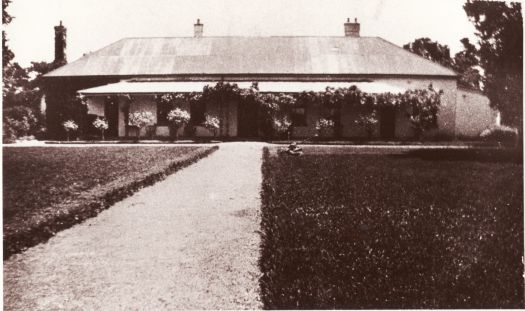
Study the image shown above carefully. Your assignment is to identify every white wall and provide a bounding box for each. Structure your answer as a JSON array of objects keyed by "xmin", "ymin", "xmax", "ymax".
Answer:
[
  {"xmin": 455, "ymin": 88, "xmax": 498, "ymax": 137},
  {"xmin": 87, "ymin": 97, "xmax": 105, "ymax": 116}
]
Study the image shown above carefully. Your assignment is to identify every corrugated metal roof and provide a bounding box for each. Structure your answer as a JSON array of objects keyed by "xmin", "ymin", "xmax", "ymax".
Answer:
[
  {"xmin": 46, "ymin": 36, "xmax": 457, "ymax": 77},
  {"xmin": 78, "ymin": 81, "xmax": 406, "ymax": 95}
]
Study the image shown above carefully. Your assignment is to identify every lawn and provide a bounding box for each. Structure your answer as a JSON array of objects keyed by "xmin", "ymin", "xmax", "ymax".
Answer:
[
  {"xmin": 260, "ymin": 146, "xmax": 523, "ymax": 309},
  {"xmin": 3, "ymin": 146, "xmax": 217, "ymax": 259}
]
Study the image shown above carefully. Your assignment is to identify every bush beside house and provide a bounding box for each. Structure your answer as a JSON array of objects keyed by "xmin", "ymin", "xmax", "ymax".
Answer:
[{"xmin": 480, "ymin": 125, "xmax": 519, "ymax": 146}]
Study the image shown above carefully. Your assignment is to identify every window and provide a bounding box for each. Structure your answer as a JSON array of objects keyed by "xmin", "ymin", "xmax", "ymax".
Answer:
[
  {"xmin": 157, "ymin": 102, "xmax": 170, "ymax": 126},
  {"xmin": 290, "ymin": 107, "xmax": 307, "ymax": 126}
]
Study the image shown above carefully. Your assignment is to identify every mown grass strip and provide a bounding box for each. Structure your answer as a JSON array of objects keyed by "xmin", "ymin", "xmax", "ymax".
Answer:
[
  {"xmin": 4, "ymin": 146, "xmax": 218, "ymax": 260},
  {"xmin": 259, "ymin": 146, "xmax": 523, "ymax": 309}
]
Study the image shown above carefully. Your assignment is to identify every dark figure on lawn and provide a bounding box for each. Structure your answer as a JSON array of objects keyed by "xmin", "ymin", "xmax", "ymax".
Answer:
[{"xmin": 287, "ymin": 142, "xmax": 303, "ymax": 156}]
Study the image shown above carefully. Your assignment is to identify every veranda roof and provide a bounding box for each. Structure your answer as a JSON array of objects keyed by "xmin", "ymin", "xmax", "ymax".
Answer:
[{"xmin": 77, "ymin": 81, "xmax": 406, "ymax": 95}]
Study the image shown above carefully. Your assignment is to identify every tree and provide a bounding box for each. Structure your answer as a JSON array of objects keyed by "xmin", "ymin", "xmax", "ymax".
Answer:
[
  {"xmin": 404, "ymin": 37, "xmax": 482, "ymax": 91},
  {"xmin": 3, "ymin": 0, "xmax": 15, "ymax": 88},
  {"xmin": 2, "ymin": 0, "xmax": 13, "ymax": 65},
  {"xmin": 3, "ymin": 62, "xmax": 29, "ymax": 107},
  {"xmin": 2, "ymin": 0, "xmax": 12, "ymax": 24},
  {"xmin": 453, "ymin": 38, "xmax": 482, "ymax": 90},
  {"xmin": 2, "ymin": 0, "xmax": 53, "ymax": 140},
  {"xmin": 464, "ymin": 1, "xmax": 523, "ymax": 128},
  {"xmin": 3, "ymin": 61, "xmax": 58, "ymax": 109},
  {"xmin": 403, "ymin": 38, "xmax": 454, "ymax": 68}
]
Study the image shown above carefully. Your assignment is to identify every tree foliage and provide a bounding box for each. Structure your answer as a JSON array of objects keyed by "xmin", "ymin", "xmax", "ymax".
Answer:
[
  {"xmin": 453, "ymin": 38, "xmax": 483, "ymax": 90},
  {"xmin": 3, "ymin": 61, "xmax": 58, "ymax": 109},
  {"xmin": 3, "ymin": 106, "xmax": 38, "ymax": 143},
  {"xmin": 2, "ymin": 0, "xmax": 64, "ymax": 141},
  {"xmin": 464, "ymin": 0, "xmax": 523, "ymax": 128},
  {"xmin": 2, "ymin": 0, "xmax": 13, "ymax": 66},
  {"xmin": 2, "ymin": 0, "xmax": 12, "ymax": 25},
  {"xmin": 403, "ymin": 37, "xmax": 482, "ymax": 91},
  {"xmin": 403, "ymin": 38, "xmax": 454, "ymax": 68},
  {"xmin": 2, "ymin": 0, "xmax": 14, "ymax": 85}
]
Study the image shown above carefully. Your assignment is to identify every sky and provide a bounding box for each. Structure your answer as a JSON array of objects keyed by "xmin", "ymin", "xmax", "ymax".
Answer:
[{"xmin": 4, "ymin": 0, "xmax": 481, "ymax": 67}]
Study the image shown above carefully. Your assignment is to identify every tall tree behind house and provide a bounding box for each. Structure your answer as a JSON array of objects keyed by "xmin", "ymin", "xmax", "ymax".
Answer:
[
  {"xmin": 2, "ymin": 0, "xmax": 67, "ymax": 141},
  {"xmin": 403, "ymin": 38, "xmax": 482, "ymax": 91},
  {"xmin": 464, "ymin": 0, "xmax": 523, "ymax": 128}
]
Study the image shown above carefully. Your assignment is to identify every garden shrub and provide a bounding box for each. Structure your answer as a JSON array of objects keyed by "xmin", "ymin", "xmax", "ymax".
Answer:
[
  {"xmin": 272, "ymin": 115, "xmax": 292, "ymax": 139},
  {"xmin": 315, "ymin": 118, "xmax": 335, "ymax": 137},
  {"xmin": 92, "ymin": 117, "xmax": 109, "ymax": 140},
  {"xmin": 128, "ymin": 111, "xmax": 155, "ymax": 139},
  {"xmin": 167, "ymin": 108, "xmax": 191, "ymax": 139},
  {"xmin": 402, "ymin": 85, "xmax": 443, "ymax": 140},
  {"xmin": 355, "ymin": 110, "xmax": 378, "ymax": 138},
  {"xmin": 480, "ymin": 125, "xmax": 519, "ymax": 145},
  {"xmin": 62, "ymin": 120, "xmax": 79, "ymax": 141},
  {"xmin": 2, "ymin": 106, "xmax": 39, "ymax": 143}
]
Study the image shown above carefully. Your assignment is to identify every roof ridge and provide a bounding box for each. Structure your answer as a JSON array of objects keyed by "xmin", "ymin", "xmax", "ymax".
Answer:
[
  {"xmin": 44, "ymin": 36, "xmax": 458, "ymax": 78},
  {"xmin": 119, "ymin": 35, "xmax": 379, "ymax": 39}
]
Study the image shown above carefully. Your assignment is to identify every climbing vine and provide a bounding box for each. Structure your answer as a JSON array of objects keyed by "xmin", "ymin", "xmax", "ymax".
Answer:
[{"xmin": 147, "ymin": 81, "xmax": 443, "ymax": 139}]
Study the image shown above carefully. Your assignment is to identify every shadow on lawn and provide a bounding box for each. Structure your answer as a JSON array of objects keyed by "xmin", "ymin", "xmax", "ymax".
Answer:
[{"xmin": 393, "ymin": 148, "xmax": 523, "ymax": 164}]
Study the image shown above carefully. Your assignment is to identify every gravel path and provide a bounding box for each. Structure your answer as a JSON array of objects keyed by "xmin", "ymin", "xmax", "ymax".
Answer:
[{"xmin": 4, "ymin": 142, "xmax": 265, "ymax": 310}]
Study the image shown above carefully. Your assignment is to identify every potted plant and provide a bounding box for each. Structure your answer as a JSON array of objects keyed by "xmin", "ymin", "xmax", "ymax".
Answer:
[
  {"xmin": 355, "ymin": 110, "xmax": 378, "ymax": 139},
  {"xmin": 272, "ymin": 115, "xmax": 292, "ymax": 140},
  {"xmin": 92, "ymin": 117, "xmax": 109, "ymax": 140},
  {"xmin": 128, "ymin": 111, "xmax": 155, "ymax": 140},
  {"xmin": 203, "ymin": 114, "xmax": 220, "ymax": 137},
  {"xmin": 62, "ymin": 120, "xmax": 78, "ymax": 141},
  {"xmin": 167, "ymin": 108, "xmax": 191, "ymax": 140},
  {"xmin": 315, "ymin": 118, "xmax": 335, "ymax": 138}
]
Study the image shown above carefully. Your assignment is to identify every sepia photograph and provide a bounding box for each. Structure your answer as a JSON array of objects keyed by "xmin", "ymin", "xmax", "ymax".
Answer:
[{"xmin": 2, "ymin": 0, "xmax": 523, "ymax": 309}]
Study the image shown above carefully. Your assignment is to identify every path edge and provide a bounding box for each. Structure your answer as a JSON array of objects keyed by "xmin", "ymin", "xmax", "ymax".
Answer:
[{"xmin": 4, "ymin": 146, "xmax": 219, "ymax": 260}]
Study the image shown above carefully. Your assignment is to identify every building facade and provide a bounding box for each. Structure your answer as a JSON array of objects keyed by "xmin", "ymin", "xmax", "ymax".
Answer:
[{"xmin": 44, "ymin": 19, "xmax": 497, "ymax": 140}]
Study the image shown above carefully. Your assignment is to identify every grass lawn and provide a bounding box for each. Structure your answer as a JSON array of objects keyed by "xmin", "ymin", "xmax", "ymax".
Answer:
[
  {"xmin": 3, "ymin": 146, "xmax": 217, "ymax": 259},
  {"xmin": 260, "ymin": 146, "xmax": 523, "ymax": 309}
]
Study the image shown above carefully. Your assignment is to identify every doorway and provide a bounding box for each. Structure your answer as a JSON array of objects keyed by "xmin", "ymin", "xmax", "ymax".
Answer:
[
  {"xmin": 104, "ymin": 100, "xmax": 119, "ymax": 137},
  {"xmin": 237, "ymin": 100, "xmax": 259, "ymax": 138},
  {"xmin": 379, "ymin": 106, "xmax": 396, "ymax": 140}
]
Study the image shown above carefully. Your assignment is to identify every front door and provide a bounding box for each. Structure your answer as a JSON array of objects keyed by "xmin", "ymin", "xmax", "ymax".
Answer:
[
  {"xmin": 379, "ymin": 106, "xmax": 396, "ymax": 140},
  {"xmin": 104, "ymin": 100, "xmax": 119, "ymax": 137},
  {"xmin": 237, "ymin": 100, "xmax": 259, "ymax": 138}
]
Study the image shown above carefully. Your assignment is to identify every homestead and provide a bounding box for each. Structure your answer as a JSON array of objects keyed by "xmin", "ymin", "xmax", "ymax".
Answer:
[{"xmin": 43, "ymin": 19, "xmax": 498, "ymax": 140}]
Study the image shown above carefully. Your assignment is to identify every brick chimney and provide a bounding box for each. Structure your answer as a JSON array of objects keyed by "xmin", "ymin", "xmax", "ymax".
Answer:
[
  {"xmin": 194, "ymin": 19, "xmax": 203, "ymax": 38},
  {"xmin": 344, "ymin": 18, "xmax": 360, "ymax": 37},
  {"xmin": 54, "ymin": 21, "xmax": 67, "ymax": 65}
]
